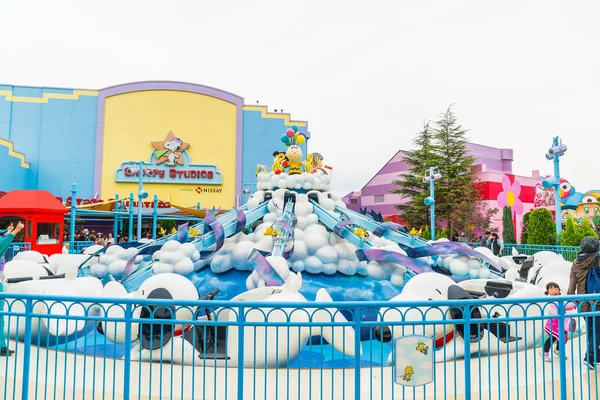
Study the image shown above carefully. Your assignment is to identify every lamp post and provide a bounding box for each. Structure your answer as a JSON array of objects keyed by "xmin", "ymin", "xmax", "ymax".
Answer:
[
  {"xmin": 542, "ymin": 136, "xmax": 568, "ymax": 238},
  {"xmin": 423, "ymin": 167, "xmax": 442, "ymax": 241},
  {"xmin": 69, "ymin": 183, "xmax": 77, "ymax": 254},
  {"xmin": 136, "ymin": 161, "xmax": 149, "ymax": 241}
]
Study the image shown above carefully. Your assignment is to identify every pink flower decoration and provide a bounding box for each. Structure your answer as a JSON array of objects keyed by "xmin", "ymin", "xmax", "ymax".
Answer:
[{"xmin": 497, "ymin": 175, "xmax": 524, "ymax": 215}]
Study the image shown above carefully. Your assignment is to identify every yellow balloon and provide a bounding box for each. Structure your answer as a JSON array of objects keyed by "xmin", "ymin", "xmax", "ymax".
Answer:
[{"xmin": 296, "ymin": 135, "xmax": 306, "ymax": 145}]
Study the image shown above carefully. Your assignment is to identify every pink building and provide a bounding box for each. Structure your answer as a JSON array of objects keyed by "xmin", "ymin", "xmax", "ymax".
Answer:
[{"xmin": 343, "ymin": 143, "xmax": 549, "ymax": 241}]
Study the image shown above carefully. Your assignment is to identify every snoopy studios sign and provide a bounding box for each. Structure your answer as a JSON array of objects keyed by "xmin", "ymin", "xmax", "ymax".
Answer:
[{"xmin": 115, "ymin": 131, "xmax": 223, "ymax": 185}]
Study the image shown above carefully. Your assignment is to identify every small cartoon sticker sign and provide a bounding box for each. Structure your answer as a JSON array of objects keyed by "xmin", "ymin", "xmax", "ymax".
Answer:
[{"xmin": 393, "ymin": 335, "xmax": 434, "ymax": 386}]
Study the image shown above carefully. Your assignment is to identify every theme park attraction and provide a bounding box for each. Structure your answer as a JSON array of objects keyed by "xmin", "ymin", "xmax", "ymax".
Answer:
[{"xmin": 3, "ymin": 122, "xmax": 580, "ymax": 371}]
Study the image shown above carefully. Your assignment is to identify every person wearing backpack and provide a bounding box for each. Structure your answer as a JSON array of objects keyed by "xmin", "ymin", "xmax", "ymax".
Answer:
[
  {"xmin": 489, "ymin": 233, "xmax": 504, "ymax": 256},
  {"xmin": 567, "ymin": 236, "xmax": 600, "ymax": 369}
]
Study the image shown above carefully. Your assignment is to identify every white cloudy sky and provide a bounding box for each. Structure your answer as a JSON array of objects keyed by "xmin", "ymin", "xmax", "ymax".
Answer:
[{"xmin": 2, "ymin": 1, "xmax": 599, "ymax": 197}]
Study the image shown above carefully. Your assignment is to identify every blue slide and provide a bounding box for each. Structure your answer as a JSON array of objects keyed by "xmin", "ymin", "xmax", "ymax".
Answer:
[
  {"xmin": 122, "ymin": 201, "xmax": 270, "ymax": 291},
  {"xmin": 312, "ymin": 201, "xmax": 503, "ymax": 278}
]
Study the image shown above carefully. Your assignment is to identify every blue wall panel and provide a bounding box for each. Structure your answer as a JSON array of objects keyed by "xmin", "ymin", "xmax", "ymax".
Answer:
[
  {"xmin": 36, "ymin": 96, "xmax": 98, "ymax": 199},
  {"xmin": 0, "ymin": 99, "xmax": 11, "ymax": 141},
  {"xmin": 241, "ymin": 110, "xmax": 309, "ymax": 204},
  {"xmin": 8, "ymin": 102, "xmax": 43, "ymax": 178},
  {"xmin": 0, "ymin": 145, "xmax": 33, "ymax": 191},
  {"xmin": 0, "ymin": 86, "xmax": 98, "ymax": 199}
]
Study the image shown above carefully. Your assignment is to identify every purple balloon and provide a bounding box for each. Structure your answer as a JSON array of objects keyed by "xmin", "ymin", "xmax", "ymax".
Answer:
[{"xmin": 298, "ymin": 132, "xmax": 306, "ymax": 138}]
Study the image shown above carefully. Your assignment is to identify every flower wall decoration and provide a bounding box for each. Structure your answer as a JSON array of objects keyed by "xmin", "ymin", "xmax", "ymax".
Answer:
[{"xmin": 497, "ymin": 175, "xmax": 523, "ymax": 215}]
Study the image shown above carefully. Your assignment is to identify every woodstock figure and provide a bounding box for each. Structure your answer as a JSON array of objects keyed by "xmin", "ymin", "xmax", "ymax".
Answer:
[{"xmin": 402, "ymin": 365, "xmax": 415, "ymax": 382}]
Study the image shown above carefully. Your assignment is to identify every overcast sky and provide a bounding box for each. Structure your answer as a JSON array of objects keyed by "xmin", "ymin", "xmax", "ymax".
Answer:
[{"xmin": 2, "ymin": 1, "xmax": 599, "ymax": 197}]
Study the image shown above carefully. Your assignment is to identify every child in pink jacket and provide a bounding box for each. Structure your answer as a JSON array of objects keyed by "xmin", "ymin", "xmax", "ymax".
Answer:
[{"xmin": 543, "ymin": 282, "xmax": 577, "ymax": 362}]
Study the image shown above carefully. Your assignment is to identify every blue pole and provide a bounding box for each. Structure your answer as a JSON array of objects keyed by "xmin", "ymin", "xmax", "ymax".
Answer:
[
  {"xmin": 196, "ymin": 202, "xmax": 201, "ymax": 211},
  {"xmin": 430, "ymin": 171, "xmax": 435, "ymax": 241},
  {"xmin": 113, "ymin": 194, "xmax": 119, "ymax": 241},
  {"xmin": 152, "ymin": 194, "xmax": 158, "ymax": 239},
  {"xmin": 553, "ymin": 136, "xmax": 562, "ymax": 238},
  {"xmin": 119, "ymin": 198, "xmax": 124, "ymax": 232},
  {"xmin": 137, "ymin": 161, "xmax": 143, "ymax": 241},
  {"xmin": 557, "ymin": 300, "xmax": 567, "ymax": 399},
  {"xmin": 69, "ymin": 183, "xmax": 77, "ymax": 254},
  {"xmin": 128, "ymin": 192, "xmax": 134, "ymax": 241}
]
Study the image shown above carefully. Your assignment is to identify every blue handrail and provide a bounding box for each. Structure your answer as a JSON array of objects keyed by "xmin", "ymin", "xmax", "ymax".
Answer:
[
  {"xmin": 4, "ymin": 242, "xmax": 31, "ymax": 261},
  {"xmin": 0, "ymin": 292, "xmax": 598, "ymax": 398},
  {"xmin": 464, "ymin": 241, "xmax": 582, "ymax": 261},
  {"xmin": 68, "ymin": 240, "xmax": 95, "ymax": 254}
]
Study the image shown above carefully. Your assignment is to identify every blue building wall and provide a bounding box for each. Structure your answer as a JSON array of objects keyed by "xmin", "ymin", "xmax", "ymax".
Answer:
[
  {"xmin": 0, "ymin": 85, "xmax": 98, "ymax": 198},
  {"xmin": 0, "ymin": 85, "xmax": 310, "ymax": 207},
  {"xmin": 0, "ymin": 143, "xmax": 33, "ymax": 191},
  {"xmin": 241, "ymin": 109, "xmax": 309, "ymax": 204}
]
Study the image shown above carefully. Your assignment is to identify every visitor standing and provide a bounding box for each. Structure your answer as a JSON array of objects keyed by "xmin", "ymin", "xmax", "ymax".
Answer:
[
  {"xmin": 542, "ymin": 282, "xmax": 577, "ymax": 362},
  {"xmin": 488, "ymin": 233, "xmax": 503, "ymax": 256},
  {"xmin": 567, "ymin": 237, "xmax": 600, "ymax": 369},
  {"xmin": 0, "ymin": 221, "xmax": 24, "ymax": 356},
  {"xmin": 479, "ymin": 231, "xmax": 491, "ymax": 248}
]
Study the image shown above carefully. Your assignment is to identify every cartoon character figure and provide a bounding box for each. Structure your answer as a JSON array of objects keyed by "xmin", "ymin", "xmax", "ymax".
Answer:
[
  {"xmin": 401, "ymin": 365, "xmax": 414, "ymax": 382},
  {"xmin": 557, "ymin": 178, "xmax": 584, "ymax": 206},
  {"xmin": 164, "ymin": 137, "xmax": 183, "ymax": 166},
  {"xmin": 354, "ymin": 228, "xmax": 372, "ymax": 242},
  {"xmin": 559, "ymin": 178, "xmax": 573, "ymax": 200},
  {"xmin": 283, "ymin": 145, "xmax": 304, "ymax": 175},
  {"xmin": 188, "ymin": 227, "xmax": 201, "ymax": 237},
  {"xmin": 272, "ymin": 151, "xmax": 287, "ymax": 175},
  {"xmin": 264, "ymin": 227, "xmax": 281, "ymax": 237},
  {"xmin": 305, "ymin": 152, "xmax": 324, "ymax": 172},
  {"xmin": 416, "ymin": 341, "xmax": 429, "ymax": 355}
]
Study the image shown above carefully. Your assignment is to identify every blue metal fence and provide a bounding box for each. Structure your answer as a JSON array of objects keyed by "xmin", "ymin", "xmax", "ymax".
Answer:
[
  {"xmin": 4, "ymin": 242, "xmax": 31, "ymax": 261},
  {"xmin": 0, "ymin": 292, "xmax": 599, "ymax": 399},
  {"xmin": 466, "ymin": 241, "xmax": 582, "ymax": 261},
  {"xmin": 68, "ymin": 240, "xmax": 95, "ymax": 254}
]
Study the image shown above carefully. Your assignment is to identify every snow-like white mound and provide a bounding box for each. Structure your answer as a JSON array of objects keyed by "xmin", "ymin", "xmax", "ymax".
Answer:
[
  {"xmin": 89, "ymin": 245, "xmax": 143, "ymax": 279},
  {"xmin": 207, "ymin": 188, "xmax": 424, "ymax": 289},
  {"xmin": 151, "ymin": 240, "xmax": 203, "ymax": 275},
  {"xmin": 256, "ymin": 171, "xmax": 332, "ymax": 192}
]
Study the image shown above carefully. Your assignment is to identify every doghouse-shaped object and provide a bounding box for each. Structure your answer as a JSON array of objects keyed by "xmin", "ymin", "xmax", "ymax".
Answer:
[{"xmin": 0, "ymin": 190, "xmax": 67, "ymax": 255}]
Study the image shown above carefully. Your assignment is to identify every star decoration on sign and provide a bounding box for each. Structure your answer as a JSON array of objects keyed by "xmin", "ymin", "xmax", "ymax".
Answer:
[{"xmin": 151, "ymin": 131, "xmax": 190, "ymax": 166}]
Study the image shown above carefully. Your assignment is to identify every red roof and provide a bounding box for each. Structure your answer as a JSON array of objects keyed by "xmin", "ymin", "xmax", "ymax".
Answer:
[{"xmin": 0, "ymin": 190, "xmax": 67, "ymax": 214}]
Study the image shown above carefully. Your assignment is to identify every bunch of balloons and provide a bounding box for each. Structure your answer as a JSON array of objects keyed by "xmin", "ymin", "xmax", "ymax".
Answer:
[{"xmin": 280, "ymin": 125, "xmax": 307, "ymax": 146}]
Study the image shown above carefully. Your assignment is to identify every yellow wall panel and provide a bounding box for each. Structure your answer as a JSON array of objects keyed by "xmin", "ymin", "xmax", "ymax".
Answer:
[{"xmin": 100, "ymin": 90, "xmax": 237, "ymax": 208}]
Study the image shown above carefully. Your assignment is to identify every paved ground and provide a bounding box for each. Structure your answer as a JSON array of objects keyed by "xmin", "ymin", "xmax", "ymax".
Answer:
[{"xmin": 0, "ymin": 340, "xmax": 599, "ymax": 399}]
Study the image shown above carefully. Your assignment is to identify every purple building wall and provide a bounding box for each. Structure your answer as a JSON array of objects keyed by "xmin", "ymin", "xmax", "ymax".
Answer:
[{"xmin": 343, "ymin": 143, "xmax": 515, "ymax": 218}]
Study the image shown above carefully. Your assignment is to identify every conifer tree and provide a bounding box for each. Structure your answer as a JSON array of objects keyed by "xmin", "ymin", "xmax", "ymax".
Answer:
[
  {"xmin": 392, "ymin": 107, "xmax": 497, "ymax": 238},
  {"xmin": 432, "ymin": 106, "xmax": 487, "ymax": 237},
  {"xmin": 581, "ymin": 218, "xmax": 598, "ymax": 240},
  {"xmin": 520, "ymin": 212, "xmax": 531, "ymax": 244},
  {"xmin": 391, "ymin": 122, "xmax": 439, "ymax": 229},
  {"xmin": 527, "ymin": 208, "xmax": 556, "ymax": 245},
  {"xmin": 502, "ymin": 206, "xmax": 517, "ymax": 243}
]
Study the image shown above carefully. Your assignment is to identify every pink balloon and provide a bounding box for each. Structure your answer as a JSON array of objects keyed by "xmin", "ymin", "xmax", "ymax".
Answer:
[{"xmin": 286, "ymin": 128, "xmax": 295, "ymax": 138}]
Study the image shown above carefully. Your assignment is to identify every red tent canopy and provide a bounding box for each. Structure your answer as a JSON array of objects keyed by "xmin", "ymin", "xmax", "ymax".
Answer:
[
  {"xmin": 0, "ymin": 190, "xmax": 67, "ymax": 255},
  {"xmin": 0, "ymin": 190, "xmax": 67, "ymax": 214}
]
